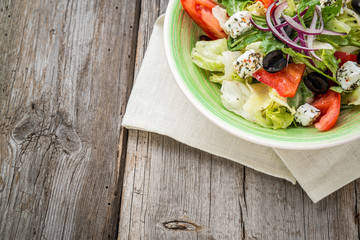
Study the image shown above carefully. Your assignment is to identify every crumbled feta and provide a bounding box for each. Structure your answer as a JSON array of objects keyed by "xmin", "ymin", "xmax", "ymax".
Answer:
[
  {"xmin": 224, "ymin": 11, "xmax": 252, "ymax": 39},
  {"xmin": 320, "ymin": 0, "xmax": 347, "ymax": 7},
  {"xmin": 320, "ymin": 0, "xmax": 348, "ymax": 14},
  {"xmin": 320, "ymin": 0, "xmax": 336, "ymax": 7},
  {"xmin": 233, "ymin": 50, "xmax": 263, "ymax": 79},
  {"xmin": 336, "ymin": 61, "xmax": 360, "ymax": 91},
  {"xmin": 294, "ymin": 103, "xmax": 321, "ymax": 127}
]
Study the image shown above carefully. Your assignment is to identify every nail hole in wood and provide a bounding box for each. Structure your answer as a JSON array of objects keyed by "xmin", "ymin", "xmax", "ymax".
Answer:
[
  {"xmin": 8, "ymin": 15, "xmax": 10, "ymax": 17},
  {"xmin": 115, "ymin": 6, "xmax": 118, "ymax": 9},
  {"xmin": 107, "ymin": 203, "xmax": 110, "ymax": 205},
  {"xmin": 31, "ymin": 103, "xmax": 35, "ymax": 109},
  {"xmin": 5, "ymin": 33, "xmax": 7, "ymax": 36},
  {"xmin": 162, "ymin": 220, "xmax": 201, "ymax": 232},
  {"xmin": 108, "ymin": 49, "xmax": 110, "ymax": 52},
  {"xmin": 105, "ymin": 186, "xmax": 108, "ymax": 189}
]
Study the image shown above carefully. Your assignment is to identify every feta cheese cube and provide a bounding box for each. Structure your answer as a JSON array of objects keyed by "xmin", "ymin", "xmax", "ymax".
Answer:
[
  {"xmin": 294, "ymin": 103, "xmax": 321, "ymax": 126},
  {"xmin": 233, "ymin": 50, "xmax": 263, "ymax": 79},
  {"xmin": 224, "ymin": 11, "xmax": 252, "ymax": 39},
  {"xmin": 336, "ymin": 61, "xmax": 360, "ymax": 91}
]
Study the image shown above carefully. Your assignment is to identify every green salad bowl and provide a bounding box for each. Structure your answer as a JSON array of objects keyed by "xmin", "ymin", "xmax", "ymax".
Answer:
[{"xmin": 163, "ymin": 0, "xmax": 360, "ymax": 150}]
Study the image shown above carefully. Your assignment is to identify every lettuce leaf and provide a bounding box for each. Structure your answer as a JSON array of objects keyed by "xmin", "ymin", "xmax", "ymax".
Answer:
[
  {"xmin": 287, "ymin": 81, "xmax": 314, "ymax": 109},
  {"xmin": 191, "ymin": 39, "xmax": 228, "ymax": 72},
  {"xmin": 255, "ymin": 103, "xmax": 294, "ymax": 129},
  {"xmin": 191, "ymin": 39, "xmax": 243, "ymax": 83},
  {"xmin": 259, "ymin": 35, "xmax": 286, "ymax": 54},
  {"xmin": 325, "ymin": 17, "xmax": 351, "ymax": 34},
  {"xmin": 322, "ymin": 0, "xmax": 343, "ymax": 23},
  {"xmin": 228, "ymin": 29, "xmax": 285, "ymax": 54},
  {"xmin": 282, "ymin": 48, "xmax": 338, "ymax": 83},
  {"xmin": 297, "ymin": 0, "xmax": 319, "ymax": 26},
  {"xmin": 210, "ymin": 51, "xmax": 242, "ymax": 83},
  {"xmin": 221, "ymin": 80, "xmax": 252, "ymax": 118},
  {"xmin": 227, "ymin": 29, "xmax": 263, "ymax": 51},
  {"xmin": 246, "ymin": 1, "xmax": 266, "ymax": 16},
  {"xmin": 342, "ymin": 87, "xmax": 360, "ymax": 105},
  {"xmin": 317, "ymin": 35, "xmax": 349, "ymax": 49},
  {"xmin": 221, "ymin": 81, "xmax": 294, "ymax": 129},
  {"xmin": 284, "ymin": 0, "xmax": 296, "ymax": 16},
  {"xmin": 337, "ymin": 8, "xmax": 360, "ymax": 46},
  {"xmin": 321, "ymin": 49, "xmax": 340, "ymax": 77},
  {"xmin": 217, "ymin": 0, "xmax": 254, "ymax": 16}
]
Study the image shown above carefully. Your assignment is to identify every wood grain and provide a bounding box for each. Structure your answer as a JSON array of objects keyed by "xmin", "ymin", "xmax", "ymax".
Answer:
[
  {"xmin": 0, "ymin": 0, "xmax": 138, "ymax": 239},
  {"xmin": 1, "ymin": 0, "xmax": 359, "ymax": 239},
  {"xmin": 118, "ymin": 0, "xmax": 360, "ymax": 239}
]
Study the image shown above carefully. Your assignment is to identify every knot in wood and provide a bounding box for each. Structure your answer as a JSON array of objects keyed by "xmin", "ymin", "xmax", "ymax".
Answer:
[
  {"xmin": 12, "ymin": 114, "xmax": 40, "ymax": 143},
  {"xmin": 56, "ymin": 125, "xmax": 81, "ymax": 154},
  {"xmin": 162, "ymin": 220, "xmax": 200, "ymax": 232}
]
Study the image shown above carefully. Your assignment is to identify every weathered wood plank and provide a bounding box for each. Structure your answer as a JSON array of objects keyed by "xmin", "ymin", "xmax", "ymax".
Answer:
[
  {"xmin": 118, "ymin": 0, "xmax": 168, "ymax": 239},
  {"xmin": 119, "ymin": 0, "xmax": 360, "ymax": 239},
  {"xmin": 301, "ymin": 182, "xmax": 358, "ymax": 240},
  {"xmin": 243, "ymin": 168, "xmax": 305, "ymax": 239},
  {"xmin": 0, "ymin": 0, "xmax": 139, "ymax": 239}
]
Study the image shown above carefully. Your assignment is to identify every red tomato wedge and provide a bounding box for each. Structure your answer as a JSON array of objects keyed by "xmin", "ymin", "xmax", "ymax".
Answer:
[
  {"xmin": 252, "ymin": 63, "xmax": 306, "ymax": 98},
  {"xmin": 256, "ymin": 0, "xmax": 274, "ymax": 8},
  {"xmin": 311, "ymin": 90, "xmax": 341, "ymax": 131},
  {"xmin": 334, "ymin": 51, "xmax": 358, "ymax": 67},
  {"xmin": 181, "ymin": 0, "xmax": 227, "ymax": 40}
]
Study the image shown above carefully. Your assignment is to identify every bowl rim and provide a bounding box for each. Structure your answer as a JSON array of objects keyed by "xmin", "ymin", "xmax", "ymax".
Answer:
[{"xmin": 163, "ymin": 0, "xmax": 360, "ymax": 150}]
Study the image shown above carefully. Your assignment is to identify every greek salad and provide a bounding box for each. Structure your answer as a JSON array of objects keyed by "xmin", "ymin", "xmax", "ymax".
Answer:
[{"xmin": 181, "ymin": 0, "xmax": 360, "ymax": 130}]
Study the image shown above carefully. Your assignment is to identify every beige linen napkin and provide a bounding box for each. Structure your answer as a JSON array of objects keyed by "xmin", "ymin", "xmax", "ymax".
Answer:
[{"xmin": 122, "ymin": 15, "xmax": 360, "ymax": 203}]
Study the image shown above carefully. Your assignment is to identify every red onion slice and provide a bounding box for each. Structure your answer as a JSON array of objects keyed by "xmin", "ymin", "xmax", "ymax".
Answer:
[
  {"xmin": 273, "ymin": 1, "xmax": 292, "ymax": 40},
  {"xmin": 274, "ymin": 7, "xmax": 309, "ymax": 28},
  {"xmin": 308, "ymin": 7, "xmax": 322, "ymax": 62},
  {"xmin": 273, "ymin": 1, "xmax": 288, "ymax": 25},
  {"xmin": 266, "ymin": 1, "xmax": 318, "ymax": 52},
  {"xmin": 282, "ymin": 15, "xmax": 323, "ymax": 35},
  {"xmin": 249, "ymin": 16, "xmax": 270, "ymax": 32}
]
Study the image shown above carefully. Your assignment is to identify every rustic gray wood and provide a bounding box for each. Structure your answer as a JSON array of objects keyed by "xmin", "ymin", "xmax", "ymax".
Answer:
[
  {"xmin": 118, "ymin": 0, "xmax": 360, "ymax": 240},
  {"xmin": 1, "ymin": 0, "xmax": 359, "ymax": 239},
  {"xmin": 0, "ymin": 0, "xmax": 139, "ymax": 239}
]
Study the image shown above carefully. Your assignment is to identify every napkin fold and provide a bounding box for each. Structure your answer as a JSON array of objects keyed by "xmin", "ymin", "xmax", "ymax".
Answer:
[{"xmin": 122, "ymin": 15, "xmax": 360, "ymax": 203}]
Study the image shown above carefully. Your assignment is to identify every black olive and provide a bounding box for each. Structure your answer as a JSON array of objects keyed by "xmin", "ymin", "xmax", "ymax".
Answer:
[
  {"xmin": 304, "ymin": 72, "xmax": 329, "ymax": 94},
  {"xmin": 199, "ymin": 35, "xmax": 212, "ymax": 41},
  {"xmin": 263, "ymin": 50, "xmax": 287, "ymax": 73},
  {"xmin": 358, "ymin": 51, "xmax": 360, "ymax": 64},
  {"xmin": 352, "ymin": 0, "xmax": 360, "ymax": 15}
]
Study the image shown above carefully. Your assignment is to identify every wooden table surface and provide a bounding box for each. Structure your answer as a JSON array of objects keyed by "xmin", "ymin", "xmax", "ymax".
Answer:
[{"xmin": 1, "ymin": 0, "xmax": 359, "ymax": 239}]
